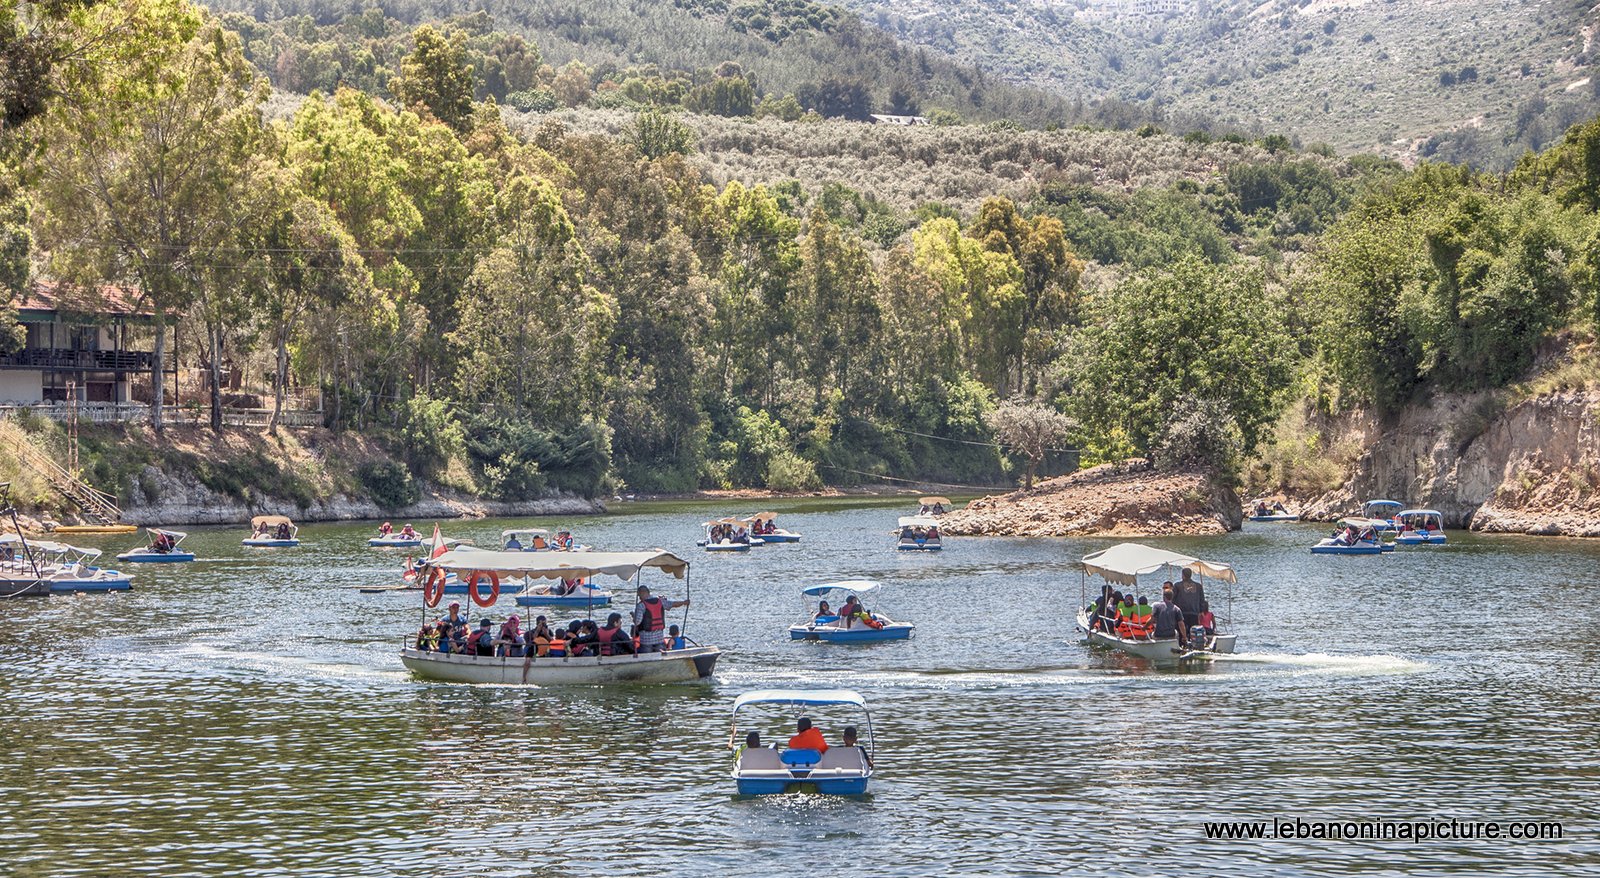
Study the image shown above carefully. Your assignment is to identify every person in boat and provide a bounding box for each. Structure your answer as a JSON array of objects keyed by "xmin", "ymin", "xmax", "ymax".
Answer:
[
  {"xmin": 841, "ymin": 725, "xmax": 872, "ymax": 769},
  {"xmin": 554, "ymin": 530, "xmax": 574, "ymax": 550},
  {"xmin": 469, "ymin": 619, "xmax": 496, "ymax": 656},
  {"xmin": 400, "ymin": 523, "xmax": 417, "ymax": 539},
  {"xmin": 443, "ymin": 601, "xmax": 471, "ymax": 632},
  {"xmin": 899, "ymin": 524, "xmax": 915, "ymax": 541},
  {"xmin": 735, "ymin": 730, "xmax": 764, "ymax": 762},
  {"xmin": 530, "ymin": 616, "xmax": 553, "ymax": 656},
  {"xmin": 1191, "ymin": 600, "xmax": 1217, "ymax": 646},
  {"xmin": 415, "ymin": 623, "xmax": 439, "ymax": 652},
  {"xmin": 505, "ymin": 533, "xmax": 523, "ymax": 550},
  {"xmin": 814, "ymin": 600, "xmax": 834, "ymax": 622},
  {"xmin": 597, "ymin": 612, "xmax": 636, "ymax": 656},
  {"xmin": 1151, "ymin": 583, "xmax": 1187, "ymax": 647},
  {"xmin": 252, "ymin": 522, "xmax": 270, "ymax": 539},
  {"xmin": 667, "ymin": 624, "xmax": 688, "ymax": 650},
  {"xmin": 788, "ymin": 717, "xmax": 828, "ymax": 753},
  {"xmin": 529, "ymin": 532, "xmax": 550, "ymax": 551},
  {"xmin": 1172, "ymin": 569, "xmax": 1206, "ymax": 636},
  {"xmin": 926, "ymin": 525, "xmax": 940, "ymax": 540},
  {"xmin": 379, "ymin": 521, "xmax": 393, "ymax": 536},
  {"xmin": 567, "ymin": 620, "xmax": 602, "ymax": 657},
  {"xmin": 1252, "ymin": 500, "xmax": 1268, "ymax": 516},
  {"xmin": 150, "ymin": 531, "xmax": 175, "ymax": 553},
  {"xmin": 632, "ymin": 584, "xmax": 688, "ymax": 653},
  {"xmin": 1271, "ymin": 501, "xmax": 1288, "ymax": 514},
  {"xmin": 732, "ymin": 525, "xmax": 750, "ymax": 544},
  {"xmin": 932, "ymin": 502, "xmax": 946, "ymax": 515},
  {"xmin": 495, "ymin": 615, "xmax": 526, "ymax": 657},
  {"xmin": 275, "ymin": 522, "xmax": 292, "ymax": 540},
  {"xmin": 1117, "ymin": 595, "xmax": 1154, "ymax": 640}
]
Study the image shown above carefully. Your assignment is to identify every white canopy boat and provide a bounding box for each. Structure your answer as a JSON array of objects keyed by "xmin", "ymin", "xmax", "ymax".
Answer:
[
  {"xmin": 1, "ymin": 537, "xmax": 133, "ymax": 593},
  {"xmin": 789, "ymin": 580, "xmax": 913, "ymax": 642},
  {"xmin": 1311, "ymin": 517, "xmax": 1392, "ymax": 554},
  {"xmin": 742, "ymin": 511, "xmax": 801, "ymax": 543},
  {"xmin": 1074, "ymin": 542, "xmax": 1237, "ymax": 663},
  {"xmin": 1395, "ymin": 508, "xmax": 1448, "ymax": 545},
  {"xmin": 401, "ymin": 548, "xmax": 718, "ymax": 685},
  {"xmin": 368, "ymin": 525, "xmax": 423, "ymax": 548},
  {"xmin": 244, "ymin": 514, "xmax": 300, "ymax": 547},
  {"xmin": 730, "ymin": 689, "xmax": 876, "ymax": 795},
  {"xmin": 917, "ymin": 496, "xmax": 951, "ymax": 516},
  {"xmin": 1247, "ymin": 499, "xmax": 1298, "ymax": 522},
  {"xmin": 1361, "ymin": 499, "xmax": 1403, "ymax": 531},
  {"xmin": 116, "ymin": 528, "xmax": 195, "ymax": 562},
  {"xmin": 700, "ymin": 518, "xmax": 761, "ymax": 551},
  {"xmin": 895, "ymin": 516, "xmax": 942, "ymax": 551}
]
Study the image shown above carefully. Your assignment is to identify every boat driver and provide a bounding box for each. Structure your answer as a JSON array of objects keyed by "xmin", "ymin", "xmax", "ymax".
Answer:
[
  {"xmin": 1152, "ymin": 583, "xmax": 1187, "ymax": 647},
  {"xmin": 632, "ymin": 585, "xmax": 688, "ymax": 653}
]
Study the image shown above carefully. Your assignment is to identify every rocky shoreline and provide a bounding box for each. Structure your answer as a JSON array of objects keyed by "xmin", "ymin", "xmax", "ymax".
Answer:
[{"xmin": 939, "ymin": 459, "xmax": 1242, "ymax": 538}]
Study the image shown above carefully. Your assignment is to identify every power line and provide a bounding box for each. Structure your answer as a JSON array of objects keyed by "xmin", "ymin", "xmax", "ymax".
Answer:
[
  {"xmin": 815, "ymin": 465, "xmax": 1001, "ymax": 492},
  {"xmin": 850, "ymin": 415, "xmax": 1078, "ymax": 454}
]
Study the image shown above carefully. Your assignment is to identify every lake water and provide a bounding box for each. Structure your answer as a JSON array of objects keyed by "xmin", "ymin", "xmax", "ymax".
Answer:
[{"xmin": 3, "ymin": 499, "xmax": 1598, "ymax": 877}]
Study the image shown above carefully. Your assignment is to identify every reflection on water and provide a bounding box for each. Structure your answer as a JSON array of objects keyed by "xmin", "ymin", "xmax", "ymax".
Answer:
[{"xmin": 3, "ymin": 501, "xmax": 1599, "ymax": 876}]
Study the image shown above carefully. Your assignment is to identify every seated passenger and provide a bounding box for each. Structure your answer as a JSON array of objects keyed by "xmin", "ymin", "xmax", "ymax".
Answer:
[
  {"xmin": 814, "ymin": 600, "xmax": 833, "ymax": 622},
  {"xmin": 788, "ymin": 717, "xmax": 828, "ymax": 753},
  {"xmin": 596, "ymin": 612, "xmax": 635, "ymax": 656},
  {"xmin": 736, "ymin": 730, "xmax": 764, "ymax": 762},
  {"xmin": 496, "ymin": 615, "xmax": 526, "ymax": 657},
  {"xmin": 926, "ymin": 526, "xmax": 940, "ymax": 540},
  {"xmin": 379, "ymin": 521, "xmax": 393, "ymax": 536},
  {"xmin": 667, "ymin": 624, "xmax": 688, "ymax": 650},
  {"xmin": 530, "ymin": 533, "xmax": 549, "ymax": 550},
  {"xmin": 400, "ymin": 523, "xmax": 417, "ymax": 539},
  {"xmin": 567, "ymin": 620, "xmax": 600, "ymax": 657},
  {"xmin": 932, "ymin": 503, "xmax": 946, "ymax": 515},
  {"xmin": 899, "ymin": 526, "xmax": 914, "ymax": 541},
  {"xmin": 415, "ymin": 623, "xmax": 439, "ymax": 652},
  {"xmin": 733, "ymin": 527, "xmax": 750, "ymax": 544},
  {"xmin": 471, "ymin": 619, "xmax": 496, "ymax": 656},
  {"xmin": 840, "ymin": 725, "xmax": 872, "ymax": 769},
  {"xmin": 555, "ymin": 531, "xmax": 574, "ymax": 550},
  {"xmin": 275, "ymin": 523, "xmax": 292, "ymax": 540},
  {"xmin": 505, "ymin": 534, "xmax": 523, "ymax": 550}
]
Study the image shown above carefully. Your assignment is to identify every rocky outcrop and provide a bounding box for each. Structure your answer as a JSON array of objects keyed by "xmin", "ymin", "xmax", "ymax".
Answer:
[
  {"xmin": 940, "ymin": 459, "xmax": 1242, "ymax": 537},
  {"xmin": 118, "ymin": 464, "xmax": 602, "ymax": 526},
  {"xmin": 1300, "ymin": 389, "xmax": 1600, "ymax": 536}
]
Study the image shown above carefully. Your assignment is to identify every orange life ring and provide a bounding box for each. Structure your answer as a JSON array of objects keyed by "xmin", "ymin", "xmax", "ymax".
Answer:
[
  {"xmin": 468, "ymin": 570, "xmax": 500, "ymax": 607},
  {"xmin": 423, "ymin": 567, "xmax": 447, "ymax": 607}
]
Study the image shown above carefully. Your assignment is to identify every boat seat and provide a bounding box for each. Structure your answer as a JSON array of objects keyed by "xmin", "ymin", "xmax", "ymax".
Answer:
[
  {"xmin": 815, "ymin": 747, "xmax": 866, "ymax": 772},
  {"xmin": 781, "ymin": 748, "xmax": 821, "ymax": 766},
  {"xmin": 738, "ymin": 747, "xmax": 785, "ymax": 771}
]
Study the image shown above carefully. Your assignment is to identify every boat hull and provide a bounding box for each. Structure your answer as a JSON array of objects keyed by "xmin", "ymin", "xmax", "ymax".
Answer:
[
  {"xmin": 400, "ymin": 646, "xmax": 720, "ymax": 685},
  {"xmin": 514, "ymin": 593, "xmax": 613, "ymax": 608},
  {"xmin": 734, "ymin": 774, "xmax": 869, "ymax": 795},
  {"xmin": 115, "ymin": 551, "xmax": 195, "ymax": 563},
  {"xmin": 1395, "ymin": 533, "xmax": 1448, "ymax": 545},
  {"xmin": 789, "ymin": 623, "xmax": 914, "ymax": 642},
  {"xmin": 1310, "ymin": 543, "xmax": 1384, "ymax": 555},
  {"xmin": 243, "ymin": 539, "xmax": 300, "ymax": 548},
  {"xmin": 756, "ymin": 532, "xmax": 801, "ymax": 543},
  {"xmin": 1075, "ymin": 611, "xmax": 1236, "ymax": 661},
  {"xmin": 705, "ymin": 543, "xmax": 750, "ymax": 552},
  {"xmin": 368, "ymin": 538, "xmax": 422, "ymax": 548},
  {"xmin": 49, "ymin": 578, "xmax": 133, "ymax": 593},
  {"xmin": 896, "ymin": 542, "xmax": 942, "ymax": 551},
  {"xmin": 1248, "ymin": 514, "xmax": 1298, "ymax": 522}
]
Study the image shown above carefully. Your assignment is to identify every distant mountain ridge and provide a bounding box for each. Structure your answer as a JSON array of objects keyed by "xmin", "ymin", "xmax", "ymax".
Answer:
[{"xmin": 832, "ymin": 0, "xmax": 1600, "ymax": 167}]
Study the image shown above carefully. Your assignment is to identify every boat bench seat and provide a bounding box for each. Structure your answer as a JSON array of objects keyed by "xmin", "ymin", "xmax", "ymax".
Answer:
[
  {"xmin": 738, "ymin": 748, "xmax": 785, "ymax": 771},
  {"xmin": 816, "ymin": 747, "xmax": 866, "ymax": 772}
]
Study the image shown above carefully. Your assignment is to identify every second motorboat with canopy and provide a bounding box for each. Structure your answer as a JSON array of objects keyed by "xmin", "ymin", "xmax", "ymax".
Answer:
[
  {"xmin": 116, "ymin": 528, "xmax": 195, "ymax": 563},
  {"xmin": 1361, "ymin": 499, "xmax": 1403, "ymax": 531},
  {"xmin": 789, "ymin": 580, "xmax": 914, "ymax": 642},
  {"xmin": 1311, "ymin": 517, "xmax": 1392, "ymax": 554},
  {"xmin": 244, "ymin": 515, "xmax": 300, "ymax": 547},
  {"xmin": 1395, "ymin": 508, "xmax": 1448, "ymax": 545},
  {"xmin": 895, "ymin": 516, "xmax": 942, "ymax": 551},
  {"xmin": 402, "ymin": 548, "xmax": 719, "ymax": 684},
  {"xmin": 742, "ymin": 511, "xmax": 801, "ymax": 543},
  {"xmin": 701, "ymin": 518, "xmax": 761, "ymax": 552},
  {"xmin": 1075, "ymin": 542, "xmax": 1237, "ymax": 662}
]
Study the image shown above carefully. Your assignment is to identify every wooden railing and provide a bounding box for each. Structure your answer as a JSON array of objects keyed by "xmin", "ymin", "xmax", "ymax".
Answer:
[
  {"xmin": 0, "ymin": 403, "xmax": 323, "ymax": 428},
  {"xmin": 4, "ymin": 432, "xmax": 122, "ymax": 524}
]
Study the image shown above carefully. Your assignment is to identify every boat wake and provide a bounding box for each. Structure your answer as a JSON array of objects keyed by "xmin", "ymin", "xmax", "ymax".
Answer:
[{"xmin": 1209, "ymin": 651, "xmax": 1430, "ymax": 675}]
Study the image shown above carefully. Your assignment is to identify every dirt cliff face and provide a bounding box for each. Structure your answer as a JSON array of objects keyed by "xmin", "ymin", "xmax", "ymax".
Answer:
[
  {"xmin": 940, "ymin": 459, "xmax": 1242, "ymax": 537},
  {"xmin": 1301, "ymin": 390, "xmax": 1600, "ymax": 536}
]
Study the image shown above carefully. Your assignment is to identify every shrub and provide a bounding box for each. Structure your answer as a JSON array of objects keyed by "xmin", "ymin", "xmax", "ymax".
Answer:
[
  {"xmin": 399, "ymin": 393, "xmax": 465, "ymax": 477},
  {"xmin": 765, "ymin": 450, "xmax": 821, "ymax": 492},
  {"xmin": 1151, "ymin": 395, "xmax": 1244, "ymax": 475},
  {"xmin": 357, "ymin": 460, "xmax": 420, "ymax": 508}
]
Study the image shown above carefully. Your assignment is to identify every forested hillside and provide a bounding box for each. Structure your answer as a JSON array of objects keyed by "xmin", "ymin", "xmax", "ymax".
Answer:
[
  {"xmin": 841, "ymin": 0, "xmax": 1600, "ymax": 169},
  {"xmin": 4, "ymin": 0, "xmax": 1600, "ymax": 508}
]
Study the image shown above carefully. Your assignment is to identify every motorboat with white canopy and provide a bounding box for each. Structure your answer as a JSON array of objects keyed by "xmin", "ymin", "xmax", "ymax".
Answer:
[
  {"xmin": 402, "ymin": 549, "xmax": 718, "ymax": 684},
  {"xmin": 1311, "ymin": 517, "xmax": 1391, "ymax": 554},
  {"xmin": 1075, "ymin": 542, "xmax": 1237, "ymax": 662},
  {"xmin": 729, "ymin": 689, "xmax": 876, "ymax": 795},
  {"xmin": 742, "ymin": 511, "xmax": 800, "ymax": 543},
  {"xmin": 116, "ymin": 528, "xmax": 195, "ymax": 563},
  {"xmin": 1, "ymin": 535, "xmax": 133, "ymax": 593},
  {"xmin": 789, "ymin": 580, "xmax": 913, "ymax": 642},
  {"xmin": 244, "ymin": 515, "xmax": 300, "ymax": 547},
  {"xmin": 700, "ymin": 518, "xmax": 760, "ymax": 552},
  {"xmin": 895, "ymin": 516, "xmax": 942, "ymax": 551},
  {"xmin": 1361, "ymin": 499, "xmax": 1402, "ymax": 531},
  {"xmin": 1395, "ymin": 509, "xmax": 1447, "ymax": 545}
]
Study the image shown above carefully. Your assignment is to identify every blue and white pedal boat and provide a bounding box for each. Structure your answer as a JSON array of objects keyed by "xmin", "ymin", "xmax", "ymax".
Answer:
[
  {"xmin": 730, "ymin": 689, "xmax": 876, "ymax": 796},
  {"xmin": 789, "ymin": 580, "xmax": 913, "ymax": 642},
  {"xmin": 117, "ymin": 528, "xmax": 196, "ymax": 563},
  {"xmin": 1395, "ymin": 509, "xmax": 1448, "ymax": 545},
  {"xmin": 243, "ymin": 515, "xmax": 300, "ymax": 547},
  {"xmin": 895, "ymin": 516, "xmax": 942, "ymax": 551}
]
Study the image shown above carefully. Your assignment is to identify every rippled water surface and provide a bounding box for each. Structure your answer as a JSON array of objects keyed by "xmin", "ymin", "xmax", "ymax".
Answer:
[{"xmin": 4, "ymin": 499, "xmax": 1598, "ymax": 877}]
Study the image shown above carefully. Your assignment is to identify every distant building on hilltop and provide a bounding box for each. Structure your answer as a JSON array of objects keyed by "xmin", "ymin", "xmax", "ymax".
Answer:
[{"xmin": 869, "ymin": 113, "xmax": 929, "ymax": 126}]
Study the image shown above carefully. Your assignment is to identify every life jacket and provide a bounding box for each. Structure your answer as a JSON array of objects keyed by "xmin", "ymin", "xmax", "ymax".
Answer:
[
  {"xmin": 638, "ymin": 596, "xmax": 666, "ymax": 632},
  {"xmin": 548, "ymin": 635, "xmax": 566, "ymax": 656},
  {"xmin": 597, "ymin": 626, "xmax": 622, "ymax": 656},
  {"xmin": 531, "ymin": 536, "xmax": 548, "ymax": 550}
]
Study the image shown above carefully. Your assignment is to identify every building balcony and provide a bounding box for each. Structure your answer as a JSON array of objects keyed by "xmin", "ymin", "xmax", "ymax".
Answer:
[{"xmin": 0, "ymin": 348, "xmax": 161, "ymax": 372}]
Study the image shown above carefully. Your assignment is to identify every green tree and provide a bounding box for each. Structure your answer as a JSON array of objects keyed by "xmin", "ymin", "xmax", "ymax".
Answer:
[
  {"xmin": 31, "ymin": 4, "xmax": 267, "ymax": 432},
  {"xmin": 987, "ymin": 398, "xmax": 1074, "ymax": 489},
  {"xmin": 390, "ymin": 25, "xmax": 476, "ymax": 134},
  {"xmin": 1065, "ymin": 257, "xmax": 1292, "ymax": 461},
  {"xmin": 686, "ymin": 76, "xmax": 755, "ymax": 117},
  {"xmin": 631, "ymin": 106, "xmax": 695, "ymax": 159}
]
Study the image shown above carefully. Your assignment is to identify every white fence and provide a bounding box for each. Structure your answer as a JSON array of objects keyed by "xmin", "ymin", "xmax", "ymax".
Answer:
[{"xmin": 0, "ymin": 402, "xmax": 323, "ymax": 428}]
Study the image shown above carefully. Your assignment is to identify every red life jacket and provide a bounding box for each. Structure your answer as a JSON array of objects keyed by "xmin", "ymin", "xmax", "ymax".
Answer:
[
  {"xmin": 597, "ymin": 626, "xmax": 622, "ymax": 656},
  {"xmin": 638, "ymin": 597, "xmax": 666, "ymax": 632}
]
